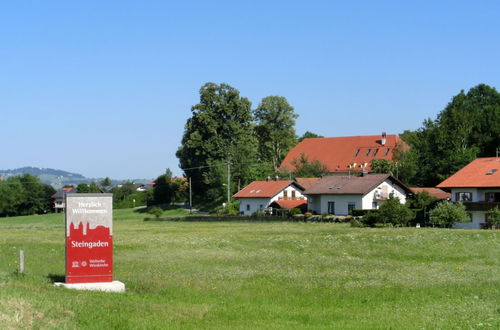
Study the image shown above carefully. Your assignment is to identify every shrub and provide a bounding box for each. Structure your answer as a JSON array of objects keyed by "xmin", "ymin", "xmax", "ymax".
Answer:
[
  {"xmin": 293, "ymin": 214, "xmax": 305, "ymax": 221},
  {"xmin": 214, "ymin": 201, "xmax": 240, "ymax": 216},
  {"xmin": 360, "ymin": 210, "xmax": 379, "ymax": 227},
  {"xmin": 289, "ymin": 208, "xmax": 302, "ymax": 215},
  {"xmin": 377, "ymin": 197, "xmax": 415, "ymax": 226},
  {"xmin": 350, "ymin": 209, "xmax": 371, "ymax": 217},
  {"xmin": 486, "ymin": 207, "xmax": 500, "ymax": 229},
  {"xmin": 429, "ymin": 201, "xmax": 469, "ymax": 228},
  {"xmin": 350, "ymin": 218, "xmax": 364, "ymax": 227},
  {"xmin": 147, "ymin": 206, "xmax": 163, "ymax": 218},
  {"xmin": 304, "ymin": 212, "xmax": 313, "ymax": 217}
]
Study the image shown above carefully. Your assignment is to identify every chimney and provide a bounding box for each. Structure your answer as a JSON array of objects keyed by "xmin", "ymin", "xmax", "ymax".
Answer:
[
  {"xmin": 275, "ymin": 175, "xmax": 279, "ymax": 181},
  {"xmin": 381, "ymin": 132, "xmax": 387, "ymax": 146},
  {"xmin": 266, "ymin": 176, "xmax": 271, "ymax": 181}
]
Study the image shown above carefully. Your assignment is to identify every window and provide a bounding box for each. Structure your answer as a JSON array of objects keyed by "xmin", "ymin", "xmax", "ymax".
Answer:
[
  {"xmin": 246, "ymin": 204, "xmax": 250, "ymax": 211},
  {"xmin": 283, "ymin": 190, "xmax": 288, "ymax": 198},
  {"xmin": 354, "ymin": 149, "xmax": 360, "ymax": 156},
  {"xmin": 372, "ymin": 202, "xmax": 378, "ymax": 209},
  {"xmin": 455, "ymin": 192, "xmax": 472, "ymax": 202},
  {"xmin": 486, "ymin": 192, "xmax": 500, "ymax": 202},
  {"xmin": 385, "ymin": 148, "xmax": 391, "ymax": 156},
  {"xmin": 291, "ymin": 190, "xmax": 296, "ymax": 198},
  {"xmin": 327, "ymin": 201, "xmax": 335, "ymax": 214},
  {"xmin": 373, "ymin": 148, "xmax": 379, "ymax": 156},
  {"xmin": 259, "ymin": 204, "xmax": 263, "ymax": 210},
  {"xmin": 365, "ymin": 148, "xmax": 371, "ymax": 156},
  {"xmin": 348, "ymin": 203, "xmax": 356, "ymax": 213}
]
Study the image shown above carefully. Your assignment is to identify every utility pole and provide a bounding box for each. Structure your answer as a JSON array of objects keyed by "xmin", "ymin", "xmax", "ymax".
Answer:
[
  {"xmin": 227, "ymin": 162, "xmax": 231, "ymax": 205},
  {"xmin": 189, "ymin": 177, "xmax": 192, "ymax": 213}
]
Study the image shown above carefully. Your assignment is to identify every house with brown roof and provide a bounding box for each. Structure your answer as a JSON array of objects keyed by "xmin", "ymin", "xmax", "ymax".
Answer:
[
  {"xmin": 437, "ymin": 157, "xmax": 500, "ymax": 229},
  {"xmin": 280, "ymin": 132, "xmax": 404, "ymax": 174},
  {"xmin": 233, "ymin": 180, "xmax": 307, "ymax": 215},
  {"xmin": 304, "ymin": 174, "xmax": 411, "ymax": 215}
]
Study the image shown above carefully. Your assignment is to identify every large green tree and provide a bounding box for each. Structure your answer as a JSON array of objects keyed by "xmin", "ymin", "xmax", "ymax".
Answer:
[
  {"xmin": 0, "ymin": 175, "xmax": 55, "ymax": 217},
  {"xmin": 176, "ymin": 83, "xmax": 257, "ymax": 204},
  {"xmin": 401, "ymin": 84, "xmax": 500, "ymax": 186},
  {"xmin": 254, "ymin": 96, "xmax": 298, "ymax": 172}
]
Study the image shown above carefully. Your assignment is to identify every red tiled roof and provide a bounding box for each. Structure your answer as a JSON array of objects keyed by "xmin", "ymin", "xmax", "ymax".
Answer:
[
  {"xmin": 233, "ymin": 180, "xmax": 295, "ymax": 198},
  {"xmin": 280, "ymin": 134, "xmax": 404, "ymax": 173},
  {"xmin": 437, "ymin": 157, "xmax": 500, "ymax": 188},
  {"xmin": 294, "ymin": 177, "xmax": 320, "ymax": 190},
  {"xmin": 410, "ymin": 187, "xmax": 450, "ymax": 200},
  {"xmin": 271, "ymin": 199, "xmax": 307, "ymax": 210}
]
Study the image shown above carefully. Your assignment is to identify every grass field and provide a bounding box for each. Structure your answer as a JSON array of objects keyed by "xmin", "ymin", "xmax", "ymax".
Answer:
[{"xmin": 0, "ymin": 208, "xmax": 499, "ymax": 329}]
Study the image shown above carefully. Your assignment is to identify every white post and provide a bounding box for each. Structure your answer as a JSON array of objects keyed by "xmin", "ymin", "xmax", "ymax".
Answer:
[{"xmin": 19, "ymin": 250, "xmax": 24, "ymax": 274}]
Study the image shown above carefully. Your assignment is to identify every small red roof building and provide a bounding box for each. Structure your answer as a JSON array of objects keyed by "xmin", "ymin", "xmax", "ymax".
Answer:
[
  {"xmin": 410, "ymin": 187, "xmax": 450, "ymax": 200},
  {"xmin": 294, "ymin": 177, "xmax": 320, "ymax": 190},
  {"xmin": 233, "ymin": 180, "xmax": 298, "ymax": 198},
  {"xmin": 437, "ymin": 157, "xmax": 500, "ymax": 188},
  {"xmin": 270, "ymin": 199, "xmax": 308, "ymax": 210},
  {"xmin": 280, "ymin": 133, "xmax": 404, "ymax": 173}
]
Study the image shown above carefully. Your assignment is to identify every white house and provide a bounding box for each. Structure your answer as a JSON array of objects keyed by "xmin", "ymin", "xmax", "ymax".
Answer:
[
  {"xmin": 51, "ymin": 187, "xmax": 75, "ymax": 212},
  {"xmin": 437, "ymin": 157, "xmax": 500, "ymax": 229},
  {"xmin": 233, "ymin": 180, "xmax": 306, "ymax": 215},
  {"xmin": 304, "ymin": 174, "xmax": 411, "ymax": 215}
]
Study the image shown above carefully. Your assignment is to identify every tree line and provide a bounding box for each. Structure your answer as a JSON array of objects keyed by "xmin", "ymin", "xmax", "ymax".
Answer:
[{"xmin": 0, "ymin": 174, "xmax": 55, "ymax": 217}]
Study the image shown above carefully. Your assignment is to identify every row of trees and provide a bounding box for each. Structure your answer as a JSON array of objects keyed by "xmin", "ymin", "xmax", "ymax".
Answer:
[{"xmin": 0, "ymin": 174, "xmax": 55, "ymax": 217}]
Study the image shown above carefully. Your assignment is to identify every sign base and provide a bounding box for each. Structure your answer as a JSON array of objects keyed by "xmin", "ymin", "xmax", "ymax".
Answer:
[{"xmin": 54, "ymin": 280, "xmax": 125, "ymax": 293}]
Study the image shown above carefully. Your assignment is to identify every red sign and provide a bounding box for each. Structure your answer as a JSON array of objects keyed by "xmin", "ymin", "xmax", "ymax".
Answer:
[{"xmin": 65, "ymin": 194, "xmax": 113, "ymax": 283}]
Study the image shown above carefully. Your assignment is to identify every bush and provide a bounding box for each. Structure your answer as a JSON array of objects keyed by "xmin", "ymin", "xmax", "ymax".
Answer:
[
  {"xmin": 304, "ymin": 212, "xmax": 313, "ymax": 217},
  {"xmin": 293, "ymin": 214, "xmax": 305, "ymax": 221},
  {"xmin": 360, "ymin": 210, "xmax": 379, "ymax": 227},
  {"xmin": 377, "ymin": 197, "xmax": 415, "ymax": 226},
  {"xmin": 350, "ymin": 217, "xmax": 364, "ymax": 227},
  {"xmin": 429, "ymin": 201, "xmax": 469, "ymax": 228},
  {"xmin": 350, "ymin": 209, "xmax": 371, "ymax": 217},
  {"xmin": 147, "ymin": 206, "xmax": 163, "ymax": 218},
  {"xmin": 289, "ymin": 208, "xmax": 302, "ymax": 215},
  {"xmin": 486, "ymin": 207, "xmax": 500, "ymax": 229},
  {"xmin": 214, "ymin": 201, "xmax": 240, "ymax": 216}
]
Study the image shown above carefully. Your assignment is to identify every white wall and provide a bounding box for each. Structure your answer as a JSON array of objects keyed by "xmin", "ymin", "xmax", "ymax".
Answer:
[
  {"xmin": 362, "ymin": 179, "xmax": 407, "ymax": 209},
  {"xmin": 307, "ymin": 195, "xmax": 362, "ymax": 215},
  {"xmin": 453, "ymin": 212, "xmax": 485, "ymax": 229},
  {"xmin": 238, "ymin": 198, "xmax": 272, "ymax": 215}
]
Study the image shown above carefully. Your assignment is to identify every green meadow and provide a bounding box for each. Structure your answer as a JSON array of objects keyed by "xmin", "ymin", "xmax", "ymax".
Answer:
[{"xmin": 0, "ymin": 208, "xmax": 498, "ymax": 329}]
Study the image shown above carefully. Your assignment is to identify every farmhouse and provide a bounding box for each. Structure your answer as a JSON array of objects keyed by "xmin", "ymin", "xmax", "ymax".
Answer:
[
  {"xmin": 304, "ymin": 174, "xmax": 411, "ymax": 215},
  {"xmin": 52, "ymin": 187, "xmax": 75, "ymax": 212},
  {"xmin": 233, "ymin": 180, "xmax": 306, "ymax": 215},
  {"xmin": 280, "ymin": 132, "xmax": 405, "ymax": 173},
  {"xmin": 437, "ymin": 157, "xmax": 500, "ymax": 229}
]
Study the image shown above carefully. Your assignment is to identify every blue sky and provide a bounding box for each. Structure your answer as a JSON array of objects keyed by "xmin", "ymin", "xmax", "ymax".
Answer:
[{"xmin": 1, "ymin": 1, "xmax": 499, "ymax": 179}]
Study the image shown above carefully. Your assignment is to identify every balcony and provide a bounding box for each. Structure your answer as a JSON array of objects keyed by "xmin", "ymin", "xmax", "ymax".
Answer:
[
  {"xmin": 374, "ymin": 192, "xmax": 389, "ymax": 201},
  {"xmin": 462, "ymin": 202, "xmax": 500, "ymax": 212}
]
